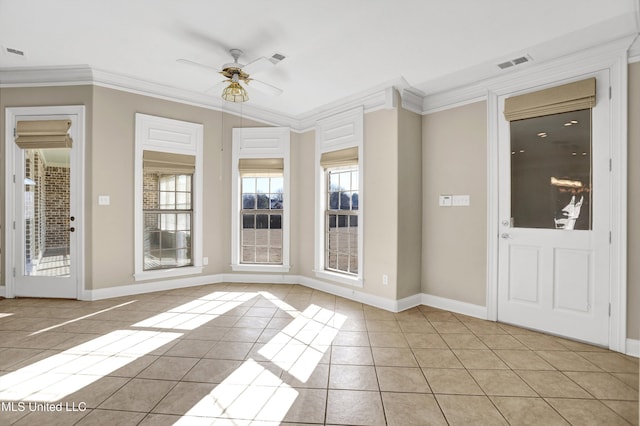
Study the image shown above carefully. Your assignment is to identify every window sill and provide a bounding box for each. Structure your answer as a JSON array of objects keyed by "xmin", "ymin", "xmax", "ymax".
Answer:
[
  {"xmin": 134, "ymin": 265, "xmax": 203, "ymax": 281},
  {"xmin": 231, "ymin": 264, "xmax": 291, "ymax": 273},
  {"xmin": 314, "ymin": 269, "xmax": 363, "ymax": 288}
]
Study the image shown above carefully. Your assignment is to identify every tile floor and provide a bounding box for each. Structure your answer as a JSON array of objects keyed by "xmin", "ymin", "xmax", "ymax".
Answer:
[{"xmin": 0, "ymin": 283, "xmax": 637, "ymax": 425}]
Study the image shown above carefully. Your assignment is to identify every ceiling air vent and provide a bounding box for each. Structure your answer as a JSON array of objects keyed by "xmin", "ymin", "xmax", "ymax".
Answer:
[
  {"xmin": 497, "ymin": 55, "xmax": 532, "ymax": 70},
  {"xmin": 6, "ymin": 47, "xmax": 25, "ymax": 56},
  {"xmin": 270, "ymin": 52, "xmax": 286, "ymax": 64}
]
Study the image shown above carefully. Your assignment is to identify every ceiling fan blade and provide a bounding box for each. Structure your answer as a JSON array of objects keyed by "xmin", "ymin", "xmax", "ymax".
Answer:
[
  {"xmin": 246, "ymin": 78, "xmax": 283, "ymax": 96},
  {"xmin": 177, "ymin": 58, "xmax": 220, "ymax": 73},
  {"xmin": 242, "ymin": 56, "xmax": 274, "ymax": 75}
]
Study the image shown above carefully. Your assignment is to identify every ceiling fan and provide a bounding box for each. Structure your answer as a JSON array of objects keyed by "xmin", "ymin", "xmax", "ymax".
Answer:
[{"xmin": 178, "ymin": 48, "xmax": 285, "ymax": 102}]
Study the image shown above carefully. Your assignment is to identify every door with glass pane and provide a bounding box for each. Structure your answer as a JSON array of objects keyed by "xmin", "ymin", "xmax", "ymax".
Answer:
[
  {"xmin": 497, "ymin": 72, "xmax": 610, "ymax": 345},
  {"xmin": 12, "ymin": 115, "xmax": 79, "ymax": 298}
]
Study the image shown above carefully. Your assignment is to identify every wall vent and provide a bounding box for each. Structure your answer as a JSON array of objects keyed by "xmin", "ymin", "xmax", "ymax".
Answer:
[
  {"xmin": 497, "ymin": 55, "xmax": 532, "ymax": 70},
  {"xmin": 270, "ymin": 52, "xmax": 286, "ymax": 64}
]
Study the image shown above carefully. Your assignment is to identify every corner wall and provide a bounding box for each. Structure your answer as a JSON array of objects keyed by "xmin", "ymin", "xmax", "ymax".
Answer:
[
  {"xmin": 627, "ymin": 62, "xmax": 640, "ymax": 340},
  {"xmin": 421, "ymin": 101, "xmax": 488, "ymax": 306}
]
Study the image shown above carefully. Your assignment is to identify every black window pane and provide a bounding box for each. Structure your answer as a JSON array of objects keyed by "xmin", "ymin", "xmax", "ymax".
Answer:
[
  {"xmin": 242, "ymin": 214, "xmax": 255, "ymax": 229},
  {"xmin": 339, "ymin": 192, "xmax": 351, "ymax": 210},
  {"xmin": 349, "ymin": 215, "xmax": 358, "ymax": 227},
  {"xmin": 256, "ymin": 214, "xmax": 269, "ymax": 229},
  {"xmin": 270, "ymin": 214, "xmax": 282, "ymax": 229},
  {"xmin": 351, "ymin": 193, "xmax": 359, "ymax": 210},
  {"xmin": 328, "ymin": 214, "xmax": 337, "ymax": 229},
  {"xmin": 270, "ymin": 194, "xmax": 283, "ymax": 209},
  {"xmin": 338, "ymin": 215, "xmax": 347, "ymax": 228}
]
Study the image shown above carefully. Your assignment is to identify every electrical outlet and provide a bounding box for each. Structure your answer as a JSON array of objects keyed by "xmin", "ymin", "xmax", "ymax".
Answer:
[
  {"xmin": 382, "ymin": 274, "xmax": 388, "ymax": 286},
  {"xmin": 203, "ymin": 257, "xmax": 209, "ymax": 265}
]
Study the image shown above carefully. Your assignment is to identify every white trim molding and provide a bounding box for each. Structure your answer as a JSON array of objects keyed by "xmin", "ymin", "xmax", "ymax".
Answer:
[
  {"xmin": 626, "ymin": 338, "xmax": 640, "ymax": 358},
  {"xmin": 421, "ymin": 293, "xmax": 488, "ymax": 320}
]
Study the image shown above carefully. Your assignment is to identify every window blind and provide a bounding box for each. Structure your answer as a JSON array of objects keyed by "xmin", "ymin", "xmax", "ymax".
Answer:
[
  {"xmin": 504, "ymin": 77, "xmax": 596, "ymax": 121},
  {"xmin": 143, "ymin": 150, "xmax": 195, "ymax": 174},
  {"xmin": 320, "ymin": 146, "xmax": 359, "ymax": 168},
  {"xmin": 238, "ymin": 158, "xmax": 284, "ymax": 175},
  {"xmin": 15, "ymin": 120, "xmax": 72, "ymax": 149}
]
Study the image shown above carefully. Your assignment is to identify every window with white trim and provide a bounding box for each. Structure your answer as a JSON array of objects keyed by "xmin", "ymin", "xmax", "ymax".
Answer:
[
  {"xmin": 325, "ymin": 166, "xmax": 359, "ymax": 274},
  {"xmin": 134, "ymin": 114, "xmax": 203, "ymax": 280},
  {"xmin": 231, "ymin": 127, "xmax": 290, "ymax": 272}
]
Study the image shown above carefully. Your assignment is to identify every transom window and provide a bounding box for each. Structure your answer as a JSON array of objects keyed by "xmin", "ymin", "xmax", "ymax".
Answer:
[
  {"xmin": 325, "ymin": 166, "xmax": 359, "ymax": 275},
  {"xmin": 241, "ymin": 174, "xmax": 284, "ymax": 264}
]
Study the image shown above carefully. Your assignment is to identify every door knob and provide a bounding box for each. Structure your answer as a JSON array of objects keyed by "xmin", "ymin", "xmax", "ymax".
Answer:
[
  {"xmin": 69, "ymin": 227, "xmax": 75, "ymax": 233},
  {"xmin": 501, "ymin": 233, "xmax": 511, "ymax": 239}
]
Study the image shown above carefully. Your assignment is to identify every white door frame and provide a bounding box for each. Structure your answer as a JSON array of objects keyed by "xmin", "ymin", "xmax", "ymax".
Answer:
[
  {"xmin": 486, "ymin": 44, "xmax": 629, "ymax": 353},
  {"xmin": 4, "ymin": 105, "xmax": 86, "ymax": 300}
]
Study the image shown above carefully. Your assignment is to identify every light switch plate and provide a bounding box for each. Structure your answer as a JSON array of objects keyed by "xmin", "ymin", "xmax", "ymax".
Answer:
[
  {"xmin": 439, "ymin": 195, "xmax": 452, "ymax": 206},
  {"xmin": 98, "ymin": 195, "xmax": 110, "ymax": 206},
  {"xmin": 452, "ymin": 195, "xmax": 470, "ymax": 206}
]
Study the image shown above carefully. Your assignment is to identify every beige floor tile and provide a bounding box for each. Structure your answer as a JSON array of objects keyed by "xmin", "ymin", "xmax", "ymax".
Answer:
[
  {"xmin": 74, "ymin": 409, "xmax": 146, "ymax": 426},
  {"xmin": 413, "ymin": 348, "xmax": 464, "ymax": 368},
  {"xmin": 368, "ymin": 332, "xmax": 408, "ymax": 348},
  {"xmin": 513, "ymin": 334, "xmax": 569, "ymax": 350},
  {"xmin": 161, "ymin": 339, "xmax": 216, "ymax": 358},
  {"xmin": 578, "ymin": 352, "xmax": 640, "ymax": 373},
  {"xmin": 182, "ymin": 359, "xmax": 243, "ymax": 383},
  {"xmin": 494, "ymin": 349, "xmax": 555, "ymax": 370},
  {"xmin": 371, "ymin": 347, "xmax": 418, "ymax": 367},
  {"xmin": 454, "ymin": 349, "xmax": 509, "ymax": 369},
  {"xmin": 232, "ymin": 316, "xmax": 271, "ymax": 329},
  {"xmin": 108, "ymin": 355, "xmax": 159, "ymax": 378},
  {"xmin": 281, "ymin": 362, "xmax": 329, "ymax": 388},
  {"xmin": 365, "ymin": 319, "xmax": 401, "ymax": 332},
  {"xmin": 424, "ymin": 311, "xmax": 459, "ymax": 322},
  {"xmin": 517, "ymin": 370, "xmax": 592, "ymax": 398},
  {"xmin": 382, "ymin": 392, "xmax": 447, "ymax": 426},
  {"xmin": 330, "ymin": 345, "xmax": 373, "ymax": 365},
  {"xmin": 64, "ymin": 375, "xmax": 130, "ymax": 408},
  {"xmin": 398, "ymin": 319, "xmax": 437, "ymax": 334},
  {"xmin": 98, "ymin": 378, "xmax": 177, "ymax": 412},
  {"xmin": 423, "ymin": 368, "xmax": 484, "ymax": 395},
  {"xmin": 363, "ymin": 309, "xmax": 396, "ymax": 321},
  {"xmin": 441, "ymin": 333, "xmax": 488, "ymax": 349},
  {"xmin": 478, "ymin": 334, "xmax": 528, "ymax": 350},
  {"xmin": 547, "ymin": 397, "xmax": 631, "ymax": 426},
  {"xmin": 464, "ymin": 321, "xmax": 509, "ymax": 335},
  {"xmin": 326, "ymin": 389, "xmax": 385, "ymax": 426},
  {"xmin": 430, "ymin": 321, "xmax": 471, "ymax": 334},
  {"xmin": 151, "ymin": 381, "xmax": 218, "ymax": 415},
  {"xmin": 536, "ymin": 350, "xmax": 602, "ymax": 372},
  {"xmin": 329, "ymin": 364, "xmax": 378, "ymax": 390},
  {"xmin": 601, "ymin": 400, "xmax": 640, "ymax": 425},
  {"xmin": 277, "ymin": 388, "xmax": 327, "ymax": 424},
  {"xmin": 491, "ymin": 396, "xmax": 570, "ymax": 425},
  {"xmin": 138, "ymin": 413, "xmax": 185, "ymax": 425},
  {"xmin": 203, "ymin": 341, "xmax": 254, "ymax": 360},
  {"xmin": 436, "ymin": 394, "xmax": 508, "ymax": 425},
  {"xmin": 612, "ymin": 372, "xmax": 639, "ymax": 390},
  {"xmin": 564, "ymin": 371, "xmax": 639, "ymax": 400},
  {"xmin": 376, "ymin": 366, "xmax": 431, "ymax": 393},
  {"xmin": 332, "ymin": 330, "xmax": 369, "ymax": 346},
  {"xmin": 137, "ymin": 356, "xmax": 199, "ymax": 381},
  {"xmin": 220, "ymin": 327, "xmax": 263, "ymax": 343},
  {"xmin": 404, "ymin": 332, "xmax": 448, "ymax": 349},
  {"xmin": 470, "ymin": 369, "xmax": 537, "ymax": 396}
]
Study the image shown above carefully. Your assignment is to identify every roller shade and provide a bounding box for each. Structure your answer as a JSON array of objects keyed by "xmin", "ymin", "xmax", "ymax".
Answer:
[
  {"xmin": 504, "ymin": 78, "xmax": 596, "ymax": 121},
  {"xmin": 143, "ymin": 150, "xmax": 195, "ymax": 174},
  {"xmin": 238, "ymin": 158, "xmax": 284, "ymax": 175},
  {"xmin": 320, "ymin": 146, "xmax": 358, "ymax": 168},
  {"xmin": 15, "ymin": 120, "xmax": 72, "ymax": 149}
]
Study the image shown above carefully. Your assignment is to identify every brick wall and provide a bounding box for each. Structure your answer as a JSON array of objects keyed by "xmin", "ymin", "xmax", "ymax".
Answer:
[{"xmin": 44, "ymin": 166, "xmax": 70, "ymax": 249}]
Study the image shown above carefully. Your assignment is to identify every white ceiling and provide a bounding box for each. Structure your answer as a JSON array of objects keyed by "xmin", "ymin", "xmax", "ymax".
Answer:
[{"xmin": 1, "ymin": 0, "xmax": 638, "ymax": 119}]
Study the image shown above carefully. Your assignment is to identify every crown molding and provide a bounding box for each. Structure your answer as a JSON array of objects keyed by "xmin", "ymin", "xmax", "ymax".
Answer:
[
  {"xmin": 1, "ymin": 65, "xmax": 401, "ymax": 134},
  {"xmin": 420, "ymin": 35, "xmax": 638, "ymax": 115}
]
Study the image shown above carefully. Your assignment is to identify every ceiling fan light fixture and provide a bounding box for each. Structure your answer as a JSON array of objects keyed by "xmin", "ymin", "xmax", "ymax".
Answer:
[{"xmin": 221, "ymin": 81, "xmax": 249, "ymax": 102}]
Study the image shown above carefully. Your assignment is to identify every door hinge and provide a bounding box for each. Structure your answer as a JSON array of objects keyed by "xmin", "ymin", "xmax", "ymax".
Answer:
[
  {"xmin": 13, "ymin": 221, "xmax": 16, "ymax": 230},
  {"xmin": 609, "ymin": 158, "xmax": 612, "ymax": 172},
  {"xmin": 13, "ymin": 127, "xmax": 16, "ymax": 137},
  {"xmin": 13, "ymin": 174, "xmax": 16, "ymax": 183},
  {"xmin": 609, "ymin": 231, "xmax": 612, "ymax": 244},
  {"xmin": 13, "ymin": 267, "xmax": 16, "ymax": 278},
  {"xmin": 609, "ymin": 87, "xmax": 612, "ymax": 99},
  {"xmin": 608, "ymin": 303, "xmax": 611, "ymax": 317}
]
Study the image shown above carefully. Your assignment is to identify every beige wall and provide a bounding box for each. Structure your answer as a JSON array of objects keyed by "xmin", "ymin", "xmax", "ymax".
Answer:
[
  {"xmin": 421, "ymin": 101, "xmax": 488, "ymax": 306},
  {"xmin": 0, "ymin": 85, "xmax": 94, "ymax": 286},
  {"xmin": 627, "ymin": 62, "xmax": 640, "ymax": 340},
  {"xmin": 397, "ymin": 106, "xmax": 423, "ymax": 299}
]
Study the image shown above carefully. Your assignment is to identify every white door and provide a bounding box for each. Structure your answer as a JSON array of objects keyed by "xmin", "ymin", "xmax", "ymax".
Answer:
[
  {"xmin": 7, "ymin": 108, "xmax": 83, "ymax": 299},
  {"xmin": 497, "ymin": 71, "xmax": 610, "ymax": 346}
]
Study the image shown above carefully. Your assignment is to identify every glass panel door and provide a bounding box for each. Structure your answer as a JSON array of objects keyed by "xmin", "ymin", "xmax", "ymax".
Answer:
[{"xmin": 23, "ymin": 148, "xmax": 72, "ymax": 278}]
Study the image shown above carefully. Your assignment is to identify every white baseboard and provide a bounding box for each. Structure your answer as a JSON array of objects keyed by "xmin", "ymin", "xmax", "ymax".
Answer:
[
  {"xmin": 421, "ymin": 293, "xmax": 487, "ymax": 320},
  {"xmin": 626, "ymin": 338, "xmax": 639, "ymax": 358}
]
